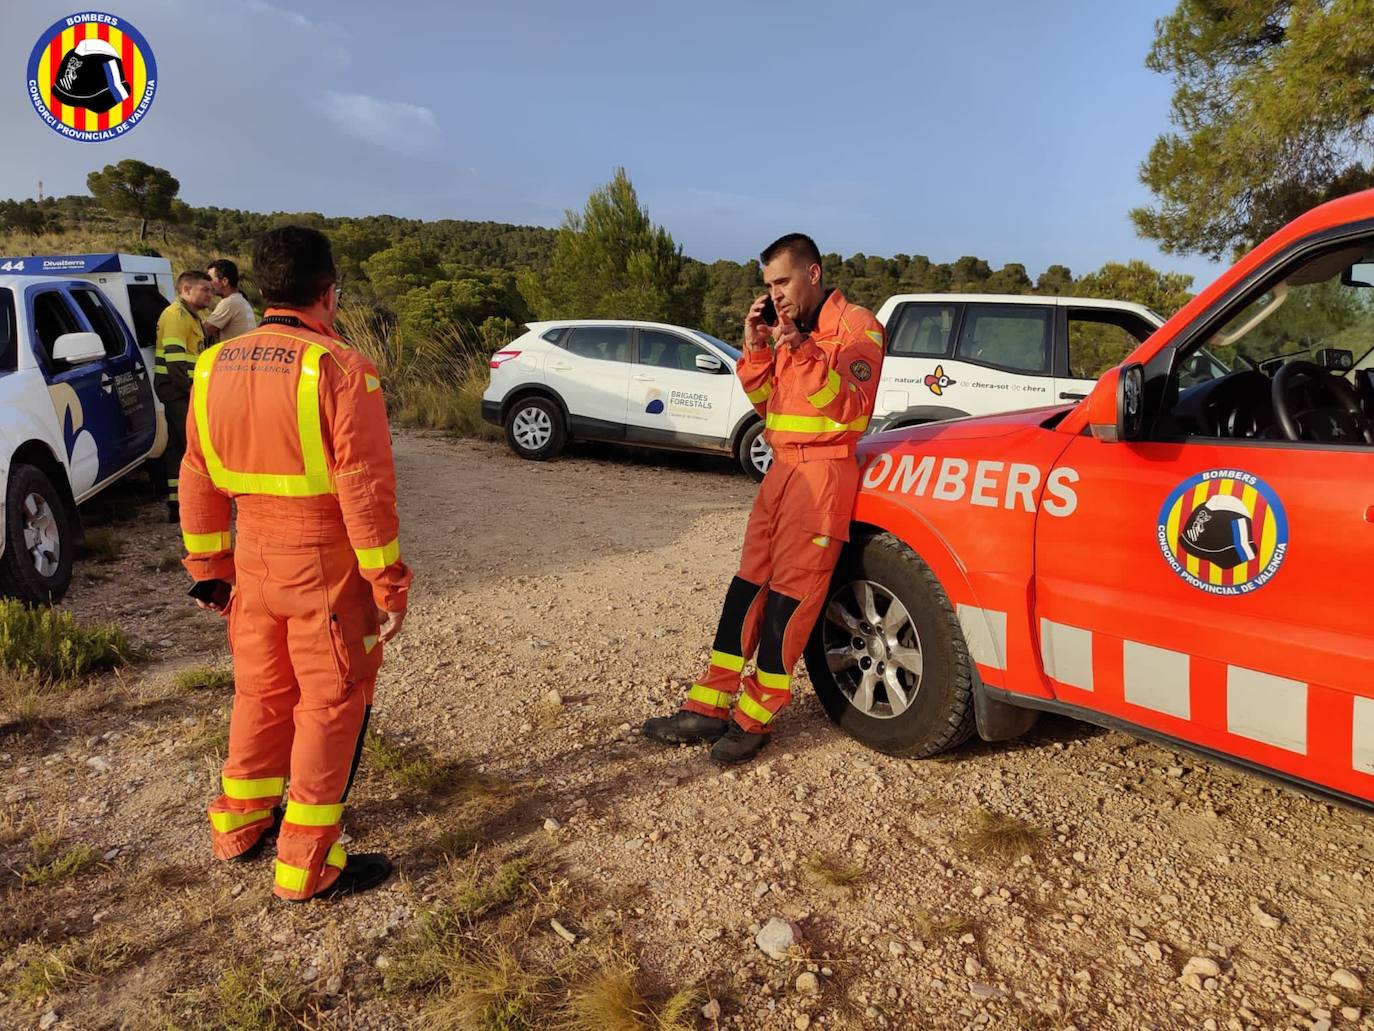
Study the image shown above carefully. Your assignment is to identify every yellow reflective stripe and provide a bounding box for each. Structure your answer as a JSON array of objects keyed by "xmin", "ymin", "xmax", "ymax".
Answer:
[
  {"xmin": 756, "ymin": 669, "xmax": 791, "ymax": 692},
  {"xmin": 806, "ymin": 368, "xmax": 842, "ymax": 410},
  {"xmin": 709, "ymin": 649, "xmax": 744, "ymax": 672},
  {"xmin": 355, "ymin": 537, "xmax": 400, "ymax": 570},
  {"xmin": 222, "ymin": 774, "xmax": 284, "ymax": 801},
  {"xmin": 811, "ymin": 536, "xmax": 830, "ymax": 548},
  {"xmin": 210, "ymin": 808, "xmax": 270, "ymax": 833},
  {"xmin": 765, "ymin": 412, "xmax": 869, "ymax": 434},
  {"xmin": 183, "ymin": 529, "xmax": 231, "ymax": 554},
  {"xmin": 284, "ymin": 801, "xmax": 344, "ymax": 828},
  {"xmin": 274, "ymin": 844, "xmax": 347, "ymax": 894},
  {"xmin": 194, "ymin": 342, "xmax": 337, "ymax": 497},
  {"xmin": 746, "ymin": 383, "xmax": 772, "ymax": 404},
  {"xmin": 363, "ymin": 634, "xmax": 379, "ymax": 654},
  {"xmin": 159, "ymin": 337, "xmax": 186, "ymax": 350},
  {"xmin": 687, "ymin": 683, "xmax": 734, "ymax": 710},
  {"xmin": 274, "ymin": 858, "xmax": 309, "ymax": 893},
  {"xmin": 737, "ymin": 692, "xmax": 776, "ymax": 725},
  {"xmin": 165, "ymin": 351, "xmax": 197, "ymax": 363}
]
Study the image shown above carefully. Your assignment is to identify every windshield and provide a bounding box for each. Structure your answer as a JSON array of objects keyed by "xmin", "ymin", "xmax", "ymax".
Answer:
[
  {"xmin": 693, "ymin": 331, "xmax": 740, "ymax": 360},
  {"xmin": 1195, "ymin": 244, "xmax": 1374, "ymax": 371}
]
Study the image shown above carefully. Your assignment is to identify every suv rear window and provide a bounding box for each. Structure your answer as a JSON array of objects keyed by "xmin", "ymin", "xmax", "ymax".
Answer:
[
  {"xmin": 886, "ymin": 303, "xmax": 955, "ymax": 357},
  {"xmin": 956, "ymin": 305, "xmax": 1052, "ymax": 374},
  {"xmin": 71, "ymin": 288, "xmax": 128, "ymax": 358},
  {"xmin": 562, "ymin": 326, "xmax": 630, "ymax": 363}
]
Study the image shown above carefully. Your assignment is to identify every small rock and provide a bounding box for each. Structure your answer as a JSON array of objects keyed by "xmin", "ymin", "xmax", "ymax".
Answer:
[
  {"xmin": 544, "ymin": 689, "xmax": 563, "ymax": 706},
  {"xmin": 756, "ymin": 917, "xmax": 799, "ymax": 960},
  {"xmin": 1286, "ymin": 993, "xmax": 1317, "ymax": 1011},
  {"xmin": 795, "ymin": 1016, "xmax": 811, "ymax": 1030},
  {"xmin": 701, "ymin": 999, "xmax": 721, "ymax": 1020},
  {"xmin": 39, "ymin": 1012, "xmax": 59, "ymax": 1030},
  {"xmin": 324, "ymin": 974, "xmax": 343, "ymax": 995},
  {"xmin": 965, "ymin": 956, "xmax": 983, "ymax": 977},
  {"xmin": 1144, "ymin": 941, "xmax": 1163, "ymax": 963},
  {"xmin": 889, "ymin": 941, "xmax": 905, "ymax": 958},
  {"xmin": 103, "ymin": 848, "xmax": 120, "ymax": 861},
  {"xmin": 1250, "ymin": 902, "xmax": 1283, "ymax": 929},
  {"xmin": 374, "ymin": 955, "xmax": 391, "ymax": 970},
  {"xmin": 970, "ymin": 983, "xmax": 1002, "ymax": 1000},
  {"xmin": 543, "ymin": 818, "xmax": 562, "ymax": 832},
  {"xmin": 796, "ymin": 972, "xmax": 820, "ymax": 994},
  {"xmin": 1182, "ymin": 956, "xmax": 1221, "ymax": 979},
  {"xmin": 85, "ymin": 756, "xmax": 111, "ymax": 773},
  {"xmin": 1311, "ymin": 1020, "xmax": 1332, "ymax": 1031},
  {"xmin": 1341, "ymin": 1007, "xmax": 1361, "ymax": 1021},
  {"xmin": 1330, "ymin": 969, "xmax": 1363, "ymax": 992}
]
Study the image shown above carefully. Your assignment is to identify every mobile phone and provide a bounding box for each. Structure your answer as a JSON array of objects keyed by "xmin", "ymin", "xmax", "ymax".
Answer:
[
  {"xmin": 760, "ymin": 296, "xmax": 777, "ymax": 327},
  {"xmin": 188, "ymin": 578, "xmax": 231, "ymax": 608}
]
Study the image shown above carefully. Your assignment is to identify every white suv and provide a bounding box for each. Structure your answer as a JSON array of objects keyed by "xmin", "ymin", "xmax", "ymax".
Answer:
[
  {"xmin": 482, "ymin": 320, "xmax": 773, "ymax": 479},
  {"xmin": 870, "ymin": 293, "xmax": 1167, "ymax": 432}
]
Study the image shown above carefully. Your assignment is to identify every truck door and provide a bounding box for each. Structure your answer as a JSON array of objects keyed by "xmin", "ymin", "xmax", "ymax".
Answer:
[
  {"xmin": 623, "ymin": 328, "xmax": 736, "ymax": 450},
  {"xmin": 69, "ymin": 285, "xmax": 156, "ymax": 472}
]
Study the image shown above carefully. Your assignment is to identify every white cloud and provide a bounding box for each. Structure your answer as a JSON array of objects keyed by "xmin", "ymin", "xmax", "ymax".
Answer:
[
  {"xmin": 318, "ymin": 92, "xmax": 440, "ymax": 157},
  {"xmin": 245, "ymin": 1, "xmax": 316, "ymax": 31}
]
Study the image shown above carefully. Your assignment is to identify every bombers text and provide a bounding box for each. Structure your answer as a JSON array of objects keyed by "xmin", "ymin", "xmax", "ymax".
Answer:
[{"xmin": 862, "ymin": 452, "xmax": 1079, "ymax": 517}]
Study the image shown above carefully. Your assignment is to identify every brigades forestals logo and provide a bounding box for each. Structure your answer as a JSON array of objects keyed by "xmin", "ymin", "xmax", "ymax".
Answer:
[{"xmin": 27, "ymin": 12, "xmax": 157, "ymax": 142}]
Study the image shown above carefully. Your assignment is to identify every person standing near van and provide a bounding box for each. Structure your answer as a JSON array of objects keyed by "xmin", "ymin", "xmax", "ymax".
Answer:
[{"xmin": 204, "ymin": 258, "xmax": 257, "ymax": 342}]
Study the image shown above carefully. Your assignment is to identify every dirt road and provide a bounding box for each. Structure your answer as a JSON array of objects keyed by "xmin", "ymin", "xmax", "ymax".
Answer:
[{"xmin": 3, "ymin": 432, "xmax": 1373, "ymax": 1030}]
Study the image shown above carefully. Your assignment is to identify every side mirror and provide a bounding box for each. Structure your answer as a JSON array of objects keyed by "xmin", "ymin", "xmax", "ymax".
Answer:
[
  {"xmin": 1341, "ymin": 261, "xmax": 1374, "ymax": 288},
  {"xmin": 52, "ymin": 332, "xmax": 106, "ymax": 365},
  {"xmin": 1086, "ymin": 363, "xmax": 1144, "ymax": 442},
  {"xmin": 695, "ymin": 353, "xmax": 724, "ymax": 373}
]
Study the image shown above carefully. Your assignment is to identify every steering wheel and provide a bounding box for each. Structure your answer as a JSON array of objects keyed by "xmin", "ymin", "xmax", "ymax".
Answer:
[{"xmin": 1272, "ymin": 360, "xmax": 1374, "ymax": 444}]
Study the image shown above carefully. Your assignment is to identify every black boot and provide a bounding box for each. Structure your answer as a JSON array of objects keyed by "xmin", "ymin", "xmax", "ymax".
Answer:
[
  {"xmin": 226, "ymin": 806, "xmax": 283, "ymax": 863},
  {"xmin": 642, "ymin": 710, "xmax": 728, "ymax": 744},
  {"xmin": 286, "ymin": 852, "xmax": 394, "ymax": 903},
  {"xmin": 709, "ymin": 722, "xmax": 770, "ymax": 765}
]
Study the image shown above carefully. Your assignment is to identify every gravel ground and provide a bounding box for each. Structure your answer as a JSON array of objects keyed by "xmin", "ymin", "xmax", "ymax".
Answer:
[{"xmin": 2, "ymin": 430, "xmax": 1373, "ymax": 1030}]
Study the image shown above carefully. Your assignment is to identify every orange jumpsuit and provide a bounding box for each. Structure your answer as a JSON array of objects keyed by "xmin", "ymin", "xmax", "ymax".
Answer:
[
  {"xmin": 179, "ymin": 310, "xmax": 412, "ymax": 901},
  {"xmin": 681, "ymin": 290, "xmax": 884, "ymax": 732}
]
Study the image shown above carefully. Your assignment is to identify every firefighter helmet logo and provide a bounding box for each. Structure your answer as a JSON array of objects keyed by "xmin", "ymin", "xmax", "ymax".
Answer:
[
  {"xmin": 27, "ymin": 13, "xmax": 157, "ymax": 142},
  {"xmin": 923, "ymin": 365, "xmax": 956, "ymax": 396},
  {"xmin": 1156, "ymin": 470, "xmax": 1288, "ymax": 596}
]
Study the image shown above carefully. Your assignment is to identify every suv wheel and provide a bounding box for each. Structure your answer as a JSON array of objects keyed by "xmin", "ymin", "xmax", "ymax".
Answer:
[
  {"xmin": 0, "ymin": 464, "xmax": 74, "ymax": 605},
  {"xmin": 803, "ymin": 532, "xmax": 974, "ymax": 757},
  {"xmin": 504, "ymin": 396, "xmax": 566, "ymax": 461},
  {"xmin": 737, "ymin": 421, "xmax": 771, "ymax": 481}
]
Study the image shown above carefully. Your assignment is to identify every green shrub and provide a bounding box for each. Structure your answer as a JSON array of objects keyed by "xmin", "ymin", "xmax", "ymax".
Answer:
[{"xmin": 0, "ymin": 600, "xmax": 133, "ymax": 683}]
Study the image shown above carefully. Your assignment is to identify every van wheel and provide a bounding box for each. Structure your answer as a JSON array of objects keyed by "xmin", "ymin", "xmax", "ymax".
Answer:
[
  {"xmin": 737, "ymin": 422, "xmax": 771, "ymax": 481},
  {"xmin": 803, "ymin": 532, "xmax": 974, "ymax": 757},
  {"xmin": 505, "ymin": 396, "xmax": 566, "ymax": 461},
  {"xmin": 0, "ymin": 464, "xmax": 74, "ymax": 605}
]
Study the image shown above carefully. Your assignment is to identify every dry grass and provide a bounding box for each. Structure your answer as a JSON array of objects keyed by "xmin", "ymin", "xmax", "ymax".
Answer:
[
  {"xmin": 365, "ymin": 731, "xmax": 507, "ymax": 801},
  {"xmin": 561, "ymin": 964, "xmax": 697, "ymax": 1031},
  {"xmin": 174, "ymin": 665, "xmax": 235, "ymax": 693},
  {"xmin": 961, "ymin": 809, "xmax": 1048, "ymax": 863},
  {"xmin": 180, "ymin": 715, "xmax": 230, "ymax": 761},
  {"xmin": 4, "ymin": 928, "xmax": 137, "ymax": 1004},
  {"xmin": 144, "ymin": 547, "xmax": 185, "ymax": 573},
  {"xmin": 163, "ymin": 958, "xmax": 320, "ymax": 1031},
  {"xmin": 338, "ymin": 306, "xmax": 501, "ymax": 440},
  {"xmin": 912, "ymin": 905, "xmax": 971, "ymax": 943},
  {"xmin": 22, "ymin": 841, "xmax": 99, "ymax": 887},
  {"xmin": 0, "ymin": 668, "xmax": 51, "ymax": 731},
  {"xmin": 423, "ymin": 939, "xmax": 551, "ymax": 1031},
  {"xmin": 802, "ymin": 853, "xmax": 866, "ymax": 890},
  {"xmin": 79, "ymin": 527, "xmax": 125, "ymax": 562},
  {"xmin": 0, "ymin": 599, "xmax": 134, "ymax": 684}
]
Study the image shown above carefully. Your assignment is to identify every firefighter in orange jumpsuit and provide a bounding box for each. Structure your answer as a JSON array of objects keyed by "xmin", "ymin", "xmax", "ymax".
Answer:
[
  {"xmin": 644, "ymin": 233, "xmax": 884, "ymax": 763},
  {"xmin": 180, "ymin": 226, "xmax": 412, "ymax": 901}
]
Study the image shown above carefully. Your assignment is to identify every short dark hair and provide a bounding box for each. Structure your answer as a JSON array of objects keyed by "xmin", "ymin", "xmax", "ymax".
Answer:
[
  {"xmin": 176, "ymin": 269, "xmax": 210, "ymax": 291},
  {"xmin": 252, "ymin": 226, "xmax": 337, "ymax": 308},
  {"xmin": 760, "ymin": 233, "xmax": 822, "ymax": 269},
  {"xmin": 207, "ymin": 258, "xmax": 239, "ymax": 289}
]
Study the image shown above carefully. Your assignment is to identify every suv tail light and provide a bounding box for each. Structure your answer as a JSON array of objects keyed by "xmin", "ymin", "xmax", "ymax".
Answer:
[{"xmin": 489, "ymin": 350, "xmax": 521, "ymax": 369}]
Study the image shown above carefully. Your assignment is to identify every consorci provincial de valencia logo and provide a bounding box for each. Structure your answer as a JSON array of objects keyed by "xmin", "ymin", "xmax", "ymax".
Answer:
[
  {"xmin": 27, "ymin": 12, "xmax": 157, "ymax": 142},
  {"xmin": 1156, "ymin": 469, "xmax": 1288, "ymax": 596}
]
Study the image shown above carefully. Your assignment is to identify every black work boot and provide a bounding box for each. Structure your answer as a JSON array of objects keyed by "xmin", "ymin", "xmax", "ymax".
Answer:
[
  {"xmin": 642, "ymin": 710, "xmax": 728, "ymax": 744},
  {"xmin": 287, "ymin": 852, "xmax": 394, "ymax": 903},
  {"xmin": 226, "ymin": 806, "xmax": 284, "ymax": 863},
  {"xmin": 709, "ymin": 722, "xmax": 770, "ymax": 765}
]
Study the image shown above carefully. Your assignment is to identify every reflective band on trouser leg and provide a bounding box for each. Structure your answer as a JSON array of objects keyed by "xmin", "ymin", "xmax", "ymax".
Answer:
[
  {"xmin": 734, "ymin": 672, "xmax": 792, "ymax": 733},
  {"xmin": 275, "ymin": 843, "xmax": 347, "ymax": 898},
  {"xmin": 681, "ymin": 576, "xmax": 764, "ymax": 719},
  {"xmin": 355, "ymin": 538, "xmax": 400, "ymax": 570},
  {"xmin": 209, "ymin": 774, "xmax": 285, "ymax": 860},
  {"xmin": 806, "ymin": 368, "xmax": 842, "ymax": 410}
]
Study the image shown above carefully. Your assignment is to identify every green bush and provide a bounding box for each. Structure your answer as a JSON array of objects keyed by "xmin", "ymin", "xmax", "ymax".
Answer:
[{"xmin": 0, "ymin": 599, "xmax": 133, "ymax": 683}]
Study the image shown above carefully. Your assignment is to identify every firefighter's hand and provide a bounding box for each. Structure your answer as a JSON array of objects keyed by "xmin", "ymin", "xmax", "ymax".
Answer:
[
  {"xmin": 377, "ymin": 608, "xmax": 406, "ymax": 644},
  {"xmin": 744, "ymin": 295, "xmax": 772, "ymax": 351},
  {"xmin": 772, "ymin": 311, "xmax": 802, "ymax": 350}
]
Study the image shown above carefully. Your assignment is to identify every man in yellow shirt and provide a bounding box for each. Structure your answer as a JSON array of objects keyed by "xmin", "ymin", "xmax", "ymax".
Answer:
[{"xmin": 154, "ymin": 270, "xmax": 212, "ymax": 522}]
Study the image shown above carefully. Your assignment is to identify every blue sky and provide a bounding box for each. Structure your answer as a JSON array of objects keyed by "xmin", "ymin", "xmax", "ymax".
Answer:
[{"xmin": 0, "ymin": 0, "xmax": 1222, "ymax": 287}]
